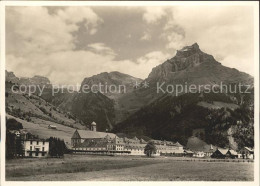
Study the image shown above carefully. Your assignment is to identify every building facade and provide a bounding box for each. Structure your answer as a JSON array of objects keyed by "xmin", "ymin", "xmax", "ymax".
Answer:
[
  {"xmin": 71, "ymin": 123, "xmax": 184, "ymax": 156},
  {"xmin": 24, "ymin": 140, "xmax": 49, "ymax": 157}
]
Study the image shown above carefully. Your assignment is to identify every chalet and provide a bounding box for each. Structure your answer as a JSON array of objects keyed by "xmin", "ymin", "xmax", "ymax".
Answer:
[
  {"xmin": 226, "ymin": 149, "xmax": 238, "ymax": 159},
  {"xmin": 211, "ymin": 148, "xmax": 229, "ymax": 159},
  {"xmin": 24, "ymin": 139, "xmax": 49, "ymax": 157},
  {"xmin": 239, "ymin": 147, "xmax": 254, "ymax": 159},
  {"xmin": 211, "ymin": 148, "xmax": 238, "ymax": 159}
]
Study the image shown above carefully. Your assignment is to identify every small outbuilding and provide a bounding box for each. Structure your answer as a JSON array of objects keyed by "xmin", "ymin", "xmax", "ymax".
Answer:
[{"xmin": 48, "ymin": 125, "xmax": 57, "ymax": 129}]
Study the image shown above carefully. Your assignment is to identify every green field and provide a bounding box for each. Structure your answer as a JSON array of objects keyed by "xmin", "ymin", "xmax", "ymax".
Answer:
[{"xmin": 6, "ymin": 154, "xmax": 254, "ymax": 181}]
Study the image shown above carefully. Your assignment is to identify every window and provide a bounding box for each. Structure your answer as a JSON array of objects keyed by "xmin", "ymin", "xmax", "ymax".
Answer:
[
  {"xmin": 43, "ymin": 141, "xmax": 45, "ymax": 145},
  {"xmin": 30, "ymin": 146, "xmax": 32, "ymax": 151},
  {"xmin": 35, "ymin": 148, "xmax": 39, "ymax": 156},
  {"xmin": 36, "ymin": 141, "xmax": 39, "ymax": 145},
  {"xmin": 30, "ymin": 141, "xmax": 32, "ymax": 145},
  {"xmin": 42, "ymin": 147, "xmax": 45, "ymax": 151}
]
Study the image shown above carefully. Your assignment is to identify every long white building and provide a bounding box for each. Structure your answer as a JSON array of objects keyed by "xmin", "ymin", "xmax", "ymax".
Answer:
[{"xmin": 71, "ymin": 122, "xmax": 184, "ymax": 156}]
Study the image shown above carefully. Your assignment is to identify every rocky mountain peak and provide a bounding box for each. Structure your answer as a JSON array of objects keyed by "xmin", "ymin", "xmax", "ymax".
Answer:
[
  {"xmin": 147, "ymin": 43, "xmax": 218, "ymax": 82},
  {"xmin": 5, "ymin": 70, "xmax": 19, "ymax": 84},
  {"xmin": 176, "ymin": 43, "xmax": 201, "ymax": 57},
  {"xmin": 5, "ymin": 70, "xmax": 51, "ymax": 86},
  {"xmin": 80, "ymin": 71, "xmax": 142, "ymax": 94}
]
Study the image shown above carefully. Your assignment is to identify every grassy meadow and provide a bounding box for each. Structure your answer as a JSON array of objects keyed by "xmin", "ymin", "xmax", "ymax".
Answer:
[{"xmin": 6, "ymin": 154, "xmax": 254, "ymax": 181}]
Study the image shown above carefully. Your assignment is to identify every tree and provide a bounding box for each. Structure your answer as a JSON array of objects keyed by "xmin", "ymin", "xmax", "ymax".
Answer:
[
  {"xmin": 16, "ymin": 137, "xmax": 25, "ymax": 157},
  {"xmin": 6, "ymin": 118, "xmax": 23, "ymax": 131},
  {"xmin": 144, "ymin": 141, "xmax": 157, "ymax": 157},
  {"xmin": 6, "ymin": 131, "xmax": 24, "ymax": 159},
  {"xmin": 48, "ymin": 137, "xmax": 68, "ymax": 158},
  {"xmin": 6, "ymin": 131, "xmax": 16, "ymax": 159}
]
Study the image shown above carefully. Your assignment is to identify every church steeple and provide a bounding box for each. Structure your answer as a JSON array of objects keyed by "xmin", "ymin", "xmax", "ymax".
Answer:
[{"xmin": 91, "ymin": 121, "xmax": 97, "ymax": 131}]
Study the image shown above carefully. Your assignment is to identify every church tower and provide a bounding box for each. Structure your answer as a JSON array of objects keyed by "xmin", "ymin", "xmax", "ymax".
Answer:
[{"xmin": 91, "ymin": 121, "xmax": 97, "ymax": 132}]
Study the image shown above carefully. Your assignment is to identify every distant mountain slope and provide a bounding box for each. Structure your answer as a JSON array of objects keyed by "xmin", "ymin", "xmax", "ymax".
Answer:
[
  {"xmin": 80, "ymin": 71, "xmax": 142, "ymax": 97},
  {"xmin": 147, "ymin": 43, "xmax": 253, "ymax": 85},
  {"xmin": 5, "ymin": 81, "xmax": 85, "ymax": 130},
  {"xmin": 6, "ymin": 70, "xmax": 51, "ymax": 87},
  {"xmin": 31, "ymin": 88, "xmax": 116, "ymax": 131},
  {"xmin": 115, "ymin": 43, "xmax": 253, "ymax": 125},
  {"xmin": 5, "ymin": 71, "xmax": 116, "ymax": 131},
  {"xmin": 113, "ymin": 91, "xmax": 254, "ymax": 150},
  {"xmin": 6, "ymin": 114, "xmax": 76, "ymax": 143},
  {"xmin": 80, "ymin": 71, "xmax": 143, "ymax": 124}
]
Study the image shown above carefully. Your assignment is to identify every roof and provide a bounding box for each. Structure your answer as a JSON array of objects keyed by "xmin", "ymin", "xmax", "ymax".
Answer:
[
  {"xmin": 228, "ymin": 149, "xmax": 238, "ymax": 156},
  {"xmin": 91, "ymin": 121, "xmax": 96, "ymax": 126},
  {"xmin": 80, "ymin": 139, "xmax": 108, "ymax": 148},
  {"xmin": 150, "ymin": 140, "xmax": 164, "ymax": 145},
  {"xmin": 184, "ymin": 150, "xmax": 194, "ymax": 154},
  {"xmin": 124, "ymin": 137, "xmax": 139, "ymax": 144},
  {"xmin": 174, "ymin": 142, "xmax": 183, "ymax": 147},
  {"xmin": 140, "ymin": 138, "xmax": 147, "ymax": 143},
  {"xmin": 245, "ymin": 147, "xmax": 254, "ymax": 152},
  {"xmin": 48, "ymin": 125, "xmax": 56, "ymax": 127},
  {"xmin": 115, "ymin": 137, "xmax": 125, "ymax": 144},
  {"xmin": 217, "ymin": 148, "xmax": 229, "ymax": 155},
  {"xmin": 73, "ymin": 130, "xmax": 116, "ymax": 139}
]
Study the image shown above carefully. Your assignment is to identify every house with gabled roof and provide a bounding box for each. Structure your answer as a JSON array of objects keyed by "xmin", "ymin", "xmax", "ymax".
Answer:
[
  {"xmin": 211, "ymin": 148, "xmax": 229, "ymax": 159},
  {"xmin": 211, "ymin": 148, "xmax": 238, "ymax": 159}
]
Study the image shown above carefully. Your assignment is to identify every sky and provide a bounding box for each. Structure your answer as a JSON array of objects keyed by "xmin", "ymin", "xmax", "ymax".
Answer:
[{"xmin": 6, "ymin": 6, "xmax": 255, "ymax": 85}]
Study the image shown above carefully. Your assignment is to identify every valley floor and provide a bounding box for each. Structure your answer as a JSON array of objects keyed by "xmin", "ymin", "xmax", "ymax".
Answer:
[{"xmin": 6, "ymin": 154, "xmax": 253, "ymax": 181}]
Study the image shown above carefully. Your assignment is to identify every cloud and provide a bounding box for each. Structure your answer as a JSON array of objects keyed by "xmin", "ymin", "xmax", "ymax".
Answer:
[
  {"xmin": 159, "ymin": 6, "xmax": 254, "ymax": 75},
  {"xmin": 220, "ymin": 55, "xmax": 254, "ymax": 77},
  {"xmin": 88, "ymin": 43, "xmax": 116, "ymax": 56},
  {"xmin": 143, "ymin": 7, "xmax": 167, "ymax": 24},
  {"xmin": 162, "ymin": 32, "xmax": 185, "ymax": 50},
  {"xmin": 7, "ymin": 50, "xmax": 170, "ymax": 85},
  {"xmin": 6, "ymin": 6, "xmax": 255, "ymax": 87},
  {"xmin": 140, "ymin": 31, "xmax": 151, "ymax": 41},
  {"xmin": 6, "ymin": 6, "xmax": 170, "ymax": 85},
  {"xmin": 6, "ymin": 6, "xmax": 103, "ymax": 57}
]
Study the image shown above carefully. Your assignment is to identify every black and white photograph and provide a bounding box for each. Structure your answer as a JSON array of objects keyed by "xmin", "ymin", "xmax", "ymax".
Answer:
[{"xmin": 1, "ymin": 1, "xmax": 259, "ymax": 184}]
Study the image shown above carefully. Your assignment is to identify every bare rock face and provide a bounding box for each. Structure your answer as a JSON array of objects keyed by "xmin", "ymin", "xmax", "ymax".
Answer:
[
  {"xmin": 20, "ymin": 75, "xmax": 51, "ymax": 86},
  {"xmin": 146, "ymin": 43, "xmax": 253, "ymax": 85},
  {"xmin": 6, "ymin": 70, "xmax": 51, "ymax": 86},
  {"xmin": 147, "ymin": 43, "xmax": 218, "ymax": 82},
  {"xmin": 80, "ymin": 71, "xmax": 143, "ymax": 96},
  {"xmin": 5, "ymin": 70, "xmax": 19, "ymax": 84}
]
